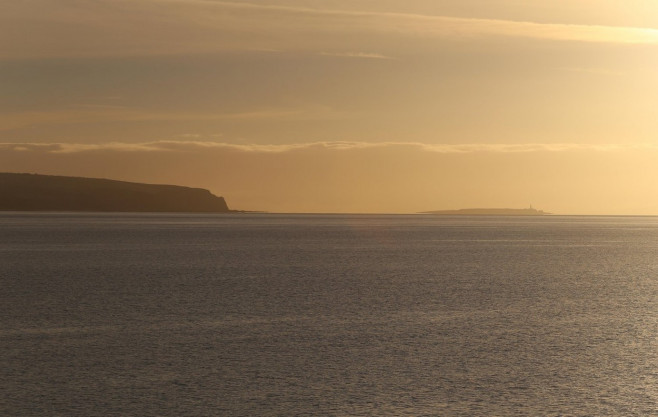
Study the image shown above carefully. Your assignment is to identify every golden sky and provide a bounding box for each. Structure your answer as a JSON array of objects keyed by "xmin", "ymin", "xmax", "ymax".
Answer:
[{"xmin": 3, "ymin": 0, "xmax": 658, "ymax": 213}]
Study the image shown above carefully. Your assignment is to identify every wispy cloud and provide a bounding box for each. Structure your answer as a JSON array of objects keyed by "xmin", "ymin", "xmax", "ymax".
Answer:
[
  {"xmin": 159, "ymin": 0, "xmax": 658, "ymax": 45},
  {"xmin": 319, "ymin": 52, "xmax": 394, "ymax": 60},
  {"xmin": 1, "ymin": 141, "xmax": 653, "ymax": 155},
  {"xmin": 4, "ymin": 140, "xmax": 658, "ymax": 214},
  {"xmin": 0, "ymin": 107, "xmax": 342, "ymax": 131},
  {"xmin": 4, "ymin": 0, "xmax": 658, "ymax": 60},
  {"xmin": 556, "ymin": 67, "xmax": 625, "ymax": 76},
  {"xmin": 417, "ymin": 143, "xmax": 638, "ymax": 153}
]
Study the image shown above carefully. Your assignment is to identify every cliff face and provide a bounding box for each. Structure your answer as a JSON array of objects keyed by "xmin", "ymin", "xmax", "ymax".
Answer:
[{"xmin": 0, "ymin": 173, "xmax": 230, "ymax": 212}]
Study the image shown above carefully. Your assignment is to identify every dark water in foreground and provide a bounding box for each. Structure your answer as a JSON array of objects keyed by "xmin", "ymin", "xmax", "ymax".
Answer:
[{"xmin": 1, "ymin": 213, "xmax": 657, "ymax": 416}]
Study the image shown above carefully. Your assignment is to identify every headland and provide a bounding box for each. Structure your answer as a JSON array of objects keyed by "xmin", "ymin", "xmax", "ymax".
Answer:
[{"xmin": 0, "ymin": 173, "xmax": 230, "ymax": 212}]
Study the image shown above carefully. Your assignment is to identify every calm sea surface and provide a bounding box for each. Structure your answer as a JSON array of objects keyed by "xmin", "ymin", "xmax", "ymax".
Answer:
[{"xmin": 1, "ymin": 213, "xmax": 657, "ymax": 416}]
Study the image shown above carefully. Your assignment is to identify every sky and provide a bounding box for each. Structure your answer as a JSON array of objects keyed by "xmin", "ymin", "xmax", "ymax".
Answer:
[{"xmin": 3, "ymin": 0, "xmax": 658, "ymax": 213}]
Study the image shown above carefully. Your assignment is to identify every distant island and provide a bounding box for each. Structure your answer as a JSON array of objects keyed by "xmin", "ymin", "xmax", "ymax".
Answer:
[
  {"xmin": 421, "ymin": 207, "xmax": 550, "ymax": 216},
  {"xmin": 0, "ymin": 173, "xmax": 231, "ymax": 213}
]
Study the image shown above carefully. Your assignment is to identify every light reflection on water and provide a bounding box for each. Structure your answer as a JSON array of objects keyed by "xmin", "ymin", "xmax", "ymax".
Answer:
[{"xmin": 1, "ymin": 213, "xmax": 657, "ymax": 415}]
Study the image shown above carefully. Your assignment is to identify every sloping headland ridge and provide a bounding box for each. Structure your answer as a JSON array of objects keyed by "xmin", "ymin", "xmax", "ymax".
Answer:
[
  {"xmin": 421, "ymin": 207, "xmax": 549, "ymax": 216},
  {"xmin": 0, "ymin": 173, "xmax": 230, "ymax": 212}
]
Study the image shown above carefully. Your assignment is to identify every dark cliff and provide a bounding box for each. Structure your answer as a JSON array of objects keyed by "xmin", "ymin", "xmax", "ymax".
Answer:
[{"xmin": 0, "ymin": 173, "xmax": 230, "ymax": 212}]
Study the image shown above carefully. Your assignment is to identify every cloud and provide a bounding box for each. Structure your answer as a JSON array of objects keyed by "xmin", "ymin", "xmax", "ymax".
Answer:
[
  {"xmin": 4, "ymin": 0, "xmax": 658, "ymax": 60},
  {"xmin": 319, "ymin": 52, "xmax": 395, "ymax": 60},
  {"xmin": 0, "ymin": 107, "xmax": 342, "ymax": 131},
  {"xmin": 200, "ymin": 1, "xmax": 658, "ymax": 44},
  {"xmin": 0, "ymin": 141, "xmax": 652, "ymax": 155},
  {"xmin": 0, "ymin": 142, "xmax": 166, "ymax": 154},
  {"xmin": 3, "ymin": 140, "xmax": 658, "ymax": 214},
  {"xmin": 418, "ymin": 143, "xmax": 639, "ymax": 153},
  {"xmin": 556, "ymin": 67, "xmax": 625, "ymax": 76}
]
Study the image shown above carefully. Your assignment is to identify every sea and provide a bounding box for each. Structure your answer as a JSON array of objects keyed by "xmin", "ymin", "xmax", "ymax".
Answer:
[{"xmin": 1, "ymin": 213, "xmax": 657, "ymax": 416}]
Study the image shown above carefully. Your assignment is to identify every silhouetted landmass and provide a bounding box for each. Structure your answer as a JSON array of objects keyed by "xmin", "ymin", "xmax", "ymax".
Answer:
[
  {"xmin": 421, "ymin": 208, "xmax": 550, "ymax": 216},
  {"xmin": 0, "ymin": 173, "xmax": 230, "ymax": 212}
]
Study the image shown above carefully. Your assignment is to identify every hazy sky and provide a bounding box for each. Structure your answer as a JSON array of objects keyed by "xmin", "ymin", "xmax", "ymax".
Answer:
[{"xmin": 3, "ymin": 0, "xmax": 658, "ymax": 213}]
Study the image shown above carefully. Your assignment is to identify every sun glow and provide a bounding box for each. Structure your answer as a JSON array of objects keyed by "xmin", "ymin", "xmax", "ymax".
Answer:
[{"xmin": 4, "ymin": 0, "xmax": 658, "ymax": 214}]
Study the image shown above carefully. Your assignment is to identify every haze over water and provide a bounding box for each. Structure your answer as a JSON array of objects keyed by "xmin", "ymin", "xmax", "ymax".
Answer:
[{"xmin": 1, "ymin": 213, "xmax": 657, "ymax": 415}]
